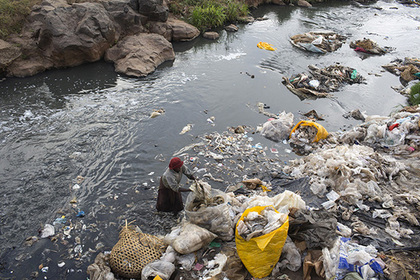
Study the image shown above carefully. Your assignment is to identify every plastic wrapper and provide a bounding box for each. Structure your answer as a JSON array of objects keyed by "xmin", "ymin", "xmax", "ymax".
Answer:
[
  {"xmin": 141, "ymin": 260, "xmax": 175, "ymax": 280},
  {"xmin": 260, "ymin": 112, "xmax": 294, "ymax": 142},
  {"xmin": 163, "ymin": 221, "xmax": 217, "ymax": 254},
  {"xmin": 276, "ymin": 236, "xmax": 302, "ymax": 272},
  {"xmin": 185, "ymin": 188, "xmax": 234, "ymax": 241}
]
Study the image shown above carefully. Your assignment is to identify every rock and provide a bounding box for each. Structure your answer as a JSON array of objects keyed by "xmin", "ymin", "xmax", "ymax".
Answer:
[
  {"xmin": 10, "ymin": 0, "xmax": 119, "ymax": 71},
  {"xmin": 138, "ymin": 0, "xmax": 169, "ymax": 22},
  {"xmin": 102, "ymin": 0, "xmax": 147, "ymax": 36},
  {"xmin": 272, "ymin": 0, "xmax": 288, "ymax": 5},
  {"xmin": 203, "ymin": 32, "xmax": 219, "ymax": 40},
  {"xmin": 0, "ymin": 40, "xmax": 21, "ymax": 74},
  {"xmin": 105, "ymin": 33, "xmax": 175, "ymax": 77},
  {"xmin": 148, "ymin": 17, "xmax": 199, "ymax": 42},
  {"xmin": 225, "ymin": 24, "xmax": 239, "ymax": 32},
  {"xmin": 297, "ymin": 0, "xmax": 312, "ymax": 7},
  {"xmin": 167, "ymin": 17, "xmax": 200, "ymax": 42},
  {"xmin": 238, "ymin": 16, "xmax": 255, "ymax": 23}
]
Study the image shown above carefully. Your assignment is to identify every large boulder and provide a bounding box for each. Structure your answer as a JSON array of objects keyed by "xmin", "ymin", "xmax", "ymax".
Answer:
[
  {"xmin": 105, "ymin": 33, "xmax": 175, "ymax": 77},
  {"xmin": 7, "ymin": 0, "xmax": 119, "ymax": 76},
  {"xmin": 148, "ymin": 17, "xmax": 200, "ymax": 42},
  {"xmin": 167, "ymin": 17, "xmax": 200, "ymax": 42},
  {"xmin": 138, "ymin": 0, "xmax": 169, "ymax": 22},
  {"xmin": 0, "ymin": 40, "xmax": 21, "ymax": 75},
  {"xmin": 101, "ymin": 0, "xmax": 147, "ymax": 36}
]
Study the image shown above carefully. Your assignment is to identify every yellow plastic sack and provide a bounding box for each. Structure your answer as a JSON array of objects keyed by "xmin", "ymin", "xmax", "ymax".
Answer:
[
  {"xmin": 289, "ymin": 120, "xmax": 328, "ymax": 142},
  {"xmin": 235, "ymin": 205, "xmax": 289, "ymax": 278},
  {"xmin": 257, "ymin": 42, "xmax": 276, "ymax": 51}
]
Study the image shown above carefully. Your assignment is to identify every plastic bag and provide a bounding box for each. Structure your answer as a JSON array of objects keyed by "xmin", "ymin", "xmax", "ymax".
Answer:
[
  {"xmin": 290, "ymin": 121, "xmax": 328, "ymax": 142},
  {"xmin": 276, "ymin": 236, "xmax": 302, "ymax": 272},
  {"xmin": 235, "ymin": 205, "xmax": 289, "ymax": 278},
  {"xmin": 141, "ymin": 260, "xmax": 175, "ymax": 280},
  {"xmin": 185, "ymin": 189, "xmax": 234, "ymax": 241},
  {"xmin": 163, "ymin": 221, "xmax": 217, "ymax": 254},
  {"xmin": 260, "ymin": 112, "xmax": 294, "ymax": 142}
]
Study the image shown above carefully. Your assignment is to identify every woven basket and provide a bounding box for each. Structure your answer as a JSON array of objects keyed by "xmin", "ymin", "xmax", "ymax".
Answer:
[{"xmin": 109, "ymin": 223, "xmax": 166, "ymax": 279}]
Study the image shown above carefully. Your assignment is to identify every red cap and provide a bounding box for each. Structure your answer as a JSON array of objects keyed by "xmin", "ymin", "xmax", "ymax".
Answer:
[{"xmin": 169, "ymin": 157, "xmax": 183, "ymax": 170}]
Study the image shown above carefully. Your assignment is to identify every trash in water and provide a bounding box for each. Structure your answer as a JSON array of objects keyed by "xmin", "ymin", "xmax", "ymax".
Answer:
[
  {"xmin": 150, "ymin": 108, "xmax": 165, "ymax": 118},
  {"xmin": 382, "ymin": 57, "xmax": 420, "ymax": 82},
  {"xmin": 180, "ymin": 124, "xmax": 193, "ymax": 134},
  {"xmin": 76, "ymin": 211, "xmax": 85, "ymax": 217},
  {"xmin": 257, "ymin": 41, "xmax": 276, "ymax": 51},
  {"xmin": 260, "ymin": 112, "xmax": 295, "ymax": 142},
  {"xmin": 290, "ymin": 31, "xmax": 346, "ymax": 53},
  {"xmin": 40, "ymin": 224, "xmax": 55, "ymax": 238},
  {"xmin": 282, "ymin": 64, "xmax": 365, "ymax": 100},
  {"xmin": 349, "ymin": 38, "xmax": 391, "ymax": 55},
  {"xmin": 302, "ymin": 109, "xmax": 325, "ymax": 121}
]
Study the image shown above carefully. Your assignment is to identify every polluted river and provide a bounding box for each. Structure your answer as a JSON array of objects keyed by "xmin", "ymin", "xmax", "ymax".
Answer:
[{"xmin": 1, "ymin": 1, "xmax": 420, "ymax": 279}]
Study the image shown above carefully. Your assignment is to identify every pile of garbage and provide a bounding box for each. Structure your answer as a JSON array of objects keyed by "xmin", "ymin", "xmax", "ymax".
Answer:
[
  {"xmin": 349, "ymin": 38, "xmax": 391, "ymax": 55},
  {"xmin": 333, "ymin": 106, "xmax": 420, "ymax": 155},
  {"xmin": 83, "ymin": 104, "xmax": 420, "ymax": 280},
  {"xmin": 382, "ymin": 57, "xmax": 420, "ymax": 83},
  {"xmin": 289, "ymin": 31, "xmax": 347, "ymax": 54},
  {"xmin": 282, "ymin": 64, "xmax": 365, "ymax": 99}
]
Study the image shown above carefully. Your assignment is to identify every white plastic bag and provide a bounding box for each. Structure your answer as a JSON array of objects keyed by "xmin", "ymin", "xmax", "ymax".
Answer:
[
  {"xmin": 260, "ymin": 114, "xmax": 294, "ymax": 142},
  {"xmin": 141, "ymin": 260, "xmax": 175, "ymax": 280},
  {"xmin": 185, "ymin": 189, "xmax": 234, "ymax": 241},
  {"xmin": 163, "ymin": 221, "xmax": 217, "ymax": 254}
]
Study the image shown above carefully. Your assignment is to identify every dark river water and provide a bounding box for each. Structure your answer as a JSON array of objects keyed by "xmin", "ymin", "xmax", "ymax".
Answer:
[{"xmin": 1, "ymin": 1, "xmax": 419, "ymax": 279}]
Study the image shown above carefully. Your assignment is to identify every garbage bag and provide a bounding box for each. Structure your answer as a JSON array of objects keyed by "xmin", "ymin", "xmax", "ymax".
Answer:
[
  {"xmin": 163, "ymin": 221, "xmax": 217, "ymax": 254},
  {"xmin": 276, "ymin": 236, "xmax": 302, "ymax": 272},
  {"xmin": 235, "ymin": 205, "xmax": 289, "ymax": 278},
  {"xmin": 260, "ymin": 112, "xmax": 294, "ymax": 142},
  {"xmin": 185, "ymin": 189, "xmax": 234, "ymax": 241},
  {"xmin": 290, "ymin": 120, "xmax": 328, "ymax": 142},
  {"xmin": 141, "ymin": 260, "xmax": 175, "ymax": 280}
]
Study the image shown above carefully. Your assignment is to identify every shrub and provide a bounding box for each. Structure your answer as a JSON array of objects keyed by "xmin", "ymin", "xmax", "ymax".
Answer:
[
  {"xmin": 190, "ymin": 4, "xmax": 226, "ymax": 31},
  {"xmin": 408, "ymin": 82, "xmax": 420, "ymax": 105},
  {"xmin": 0, "ymin": 0, "xmax": 42, "ymax": 39}
]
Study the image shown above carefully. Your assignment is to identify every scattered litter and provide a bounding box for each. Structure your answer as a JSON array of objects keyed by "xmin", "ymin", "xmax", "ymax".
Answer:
[{"xmin": 290, "ymin": 31, "xmax": 346, "ymax": 53}]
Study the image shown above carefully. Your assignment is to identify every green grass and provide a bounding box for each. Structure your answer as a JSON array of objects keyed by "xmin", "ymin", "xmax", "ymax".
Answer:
[
  {"xmin": 169, "ymin": 0, "xmax": 249, "ymax": 31},
  {"xmin": 408, "ymin": 82, "xmax": 420, "ymax": 105},
  {"xmin": 0, "ymin": 0, "xmax": 41, "ymax": 39}
]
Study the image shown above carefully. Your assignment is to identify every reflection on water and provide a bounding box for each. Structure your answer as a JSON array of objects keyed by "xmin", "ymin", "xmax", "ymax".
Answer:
[{"xmin": 0, "ymin": 1, "xmax": 419, "ymax": 278}]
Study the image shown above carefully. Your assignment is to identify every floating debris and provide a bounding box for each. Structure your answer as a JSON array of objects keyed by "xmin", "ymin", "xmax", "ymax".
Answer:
[
  {"xmin": 290, "ymin": 31, "xmax": 346, "ymax": 53},
  {"xmin": 349, "ymin": 38, "xmax": 391, "ymax": 55},
  {"xmin": 257, "ymin": 42, "xmax": 276, "ymax": 51},
  {"xmin": 283, "ymin": 64, "xmax": 365, "ymax": 99}
]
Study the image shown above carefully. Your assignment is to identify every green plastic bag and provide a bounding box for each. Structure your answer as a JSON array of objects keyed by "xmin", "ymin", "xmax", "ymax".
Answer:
[{"xmin": 235, "ymin": 206, "xmax": 289, "ymax": 278}]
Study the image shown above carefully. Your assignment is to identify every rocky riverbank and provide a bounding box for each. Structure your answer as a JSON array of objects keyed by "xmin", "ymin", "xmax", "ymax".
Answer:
[{"xmin": 0, "ymin": 0, "xmax": 325, "ymax": 79}]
